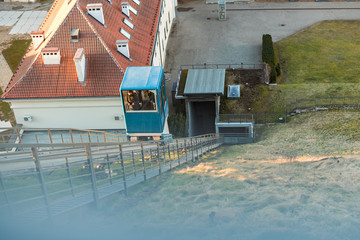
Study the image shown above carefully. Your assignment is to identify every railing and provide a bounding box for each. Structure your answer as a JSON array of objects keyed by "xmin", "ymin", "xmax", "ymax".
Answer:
[
  {"xmin": 180, "ymin": 63, "xmax": 266, "ymax": 70},
  {"xmin": 0, "ymin": 127, "xmax": 128, "ymax": 149},
  {"xmin": 217, "ymin": 114, "xmax": 254, "ymax": 123},
  {"xmin": 0, "ymin": 134, "xmax": 221, "ymax": 223}
]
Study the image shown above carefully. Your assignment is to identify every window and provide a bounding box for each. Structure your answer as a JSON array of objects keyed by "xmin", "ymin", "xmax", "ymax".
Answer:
[
  {"xmin": 120, "ymin": 28, "xmax": 131, "ymax": 39},
  {"xmin": 122, "ymin": 90, "xmax": 157, "ymax": 112},
  {"xmin": 123, "ymin": 18, "xmax": 134, "ymax": 29},
  {"xmin": 129, "ymin": 5, "xmax": 137, "ymax": 15}
]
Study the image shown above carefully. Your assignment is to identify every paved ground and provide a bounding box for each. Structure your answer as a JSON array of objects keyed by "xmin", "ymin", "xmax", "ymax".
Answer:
[
  {"xmin": 0, "ymin": 10, "xmax": 47, "ymax": 34},
  {"xmin": 165, "ymin": 1, "xmax": 360, "ymax": 108}
]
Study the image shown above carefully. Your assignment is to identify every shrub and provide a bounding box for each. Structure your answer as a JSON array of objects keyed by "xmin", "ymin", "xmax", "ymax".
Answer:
[
  {"xmin": 168, "ymin": 112, "xmax": 187, "ymax": 138},
  {"xmin": 262, "ymin": 34, "xmax": 281, "ymax": 83}
]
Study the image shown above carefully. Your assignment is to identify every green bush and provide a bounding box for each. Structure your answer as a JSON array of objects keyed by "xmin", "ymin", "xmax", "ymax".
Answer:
[
  {"xmin": 168, "ymin": 112, "xmax": 187, "ymax": 138},
  {"xmin": 262, "ymin": 34, "xmax": 281, "ymax": 83}
]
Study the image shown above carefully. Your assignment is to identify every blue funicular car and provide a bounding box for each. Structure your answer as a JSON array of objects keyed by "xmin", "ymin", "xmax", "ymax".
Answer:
[{"xmin": 120, "ymin": 66, "xmax": 170, "ymax": 141}]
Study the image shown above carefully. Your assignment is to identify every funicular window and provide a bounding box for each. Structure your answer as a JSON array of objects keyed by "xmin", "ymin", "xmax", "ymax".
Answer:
[{"xmin": 122, "ymin": 90, "xmax": 157, "ymax": 112}]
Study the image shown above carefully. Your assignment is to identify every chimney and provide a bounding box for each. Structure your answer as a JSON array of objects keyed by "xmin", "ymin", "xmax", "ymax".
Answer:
[
  {"xmin": 86, "ymin": 3, "xmax": 105, "ymax": 25},
  {"xmin": 41, "ymin": 47, "xmax": 61, "ymax": 65},
  {"xmin": 116, "ymin": 39, "xmax": 130, "ymax": 59},
  {"xmin": 73, "ymin": 48, "xmax": 87, "ymax": 83},
  {"xmin": 121, "ymin": 2, "xmax": 130, "ymax": 17},
  {"xmin": 30, "ymin": 30, "xmax": 45, "ymax": 49}
]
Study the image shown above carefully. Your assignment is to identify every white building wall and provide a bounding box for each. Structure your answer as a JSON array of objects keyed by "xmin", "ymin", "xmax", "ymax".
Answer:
[
  {"xmin": 9, "ymin": 97, "xmax": 125, "ymax": 130},
  {"xmin": 152, "ymin": 0, "xmax": 176, "ymax": 66}
]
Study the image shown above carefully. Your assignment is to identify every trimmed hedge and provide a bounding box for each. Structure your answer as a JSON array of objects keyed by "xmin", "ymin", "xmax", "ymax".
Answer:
[{"xmin": 262, "ymin": 34, "xmax": 280, "ymax": 83}]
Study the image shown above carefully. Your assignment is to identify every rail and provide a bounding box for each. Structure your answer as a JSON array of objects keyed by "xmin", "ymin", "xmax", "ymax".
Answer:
[
  {"xmin": 180, "ymin": 63, "xmax": 266, "ymax": 70},
  {"xmin": 0, "ymin": 134, "xmax": 221, "ymax": 223},
  {"xmin": 0, "ymin": 127, "xmax": 128, "ymax": 149}
]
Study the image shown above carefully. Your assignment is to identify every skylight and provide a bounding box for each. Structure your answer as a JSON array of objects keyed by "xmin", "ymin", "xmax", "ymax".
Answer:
[
  {"xmin": 132, "ymin": 0, "xmax": 140, "ymax": 5},
  {"xmin": 120, "ymin": 28, "xmax": 131, "ymax": 39},
  {"xmin": 129, "ymin": 5, "xmax": 137, "ymax": 15},
  {"xmin": 123, "ymin": 18, "xmax": 134, "ymax": 29}
]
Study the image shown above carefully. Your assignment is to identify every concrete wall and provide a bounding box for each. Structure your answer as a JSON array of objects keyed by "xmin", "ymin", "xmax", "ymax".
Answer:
[
  {"xmin": 8, "ymin": 97, "xmax": 126, "ymax": 129},
  {"xmin": 152, "ymin": 0, "xmax": 176, "ymax": 66}
]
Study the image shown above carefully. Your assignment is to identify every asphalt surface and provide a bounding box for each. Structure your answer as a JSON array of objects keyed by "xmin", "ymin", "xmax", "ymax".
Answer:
[{"xmin": 165, "ymin": 1, "xmax": 360, "ymax": 109}]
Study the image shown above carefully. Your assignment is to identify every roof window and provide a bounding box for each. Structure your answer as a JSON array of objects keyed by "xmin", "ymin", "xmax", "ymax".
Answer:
[
  {"xmin": 129, "ymin": 5, "xmax": 137, "ymax": 15},
  {"xmin": 71, "ymin": 28, "xmax": 80, "ymax": 42},
  {"xmin": 123, "ymin": 18, "xmax": 134, "ymax": 29},
  {"xmin": 132, "ymin": 0, "xmax": 140, "ymax": 5},
  {"xmin": 120, "ymin": 28, "xmax": 131, "ymax": 39}
]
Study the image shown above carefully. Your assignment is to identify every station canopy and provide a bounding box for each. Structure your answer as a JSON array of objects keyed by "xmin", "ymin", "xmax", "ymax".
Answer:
[{"xmin": 184, "ymin": 69, "xmax": 225, "ymax": 95}]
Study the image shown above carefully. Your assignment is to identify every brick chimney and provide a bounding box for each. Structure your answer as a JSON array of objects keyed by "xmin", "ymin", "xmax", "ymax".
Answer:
[{"xmin": 73, "ymin": 48, "xmax": 87, "ymax": 83}]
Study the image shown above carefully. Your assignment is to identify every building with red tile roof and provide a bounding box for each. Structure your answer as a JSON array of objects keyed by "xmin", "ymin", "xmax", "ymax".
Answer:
[{"xmin": 2, "ymin": 0, "xmax": 176, "ymax": 129}]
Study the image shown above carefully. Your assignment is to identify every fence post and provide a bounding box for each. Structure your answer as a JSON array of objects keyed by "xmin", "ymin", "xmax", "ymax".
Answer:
[
  {"xmin": 176, "ymin": 139, "xmax": 180, "ymax": 166},
  {"xmin": 167, "ymin": 142, "xmax": 172, "ymax": 170},
  {"xmin": 106, "ymin": 154, "xmax": 113, "ymax": 185},
  {"xmin": 190, "ymin": 138, "xmax": 194, "ymax": 162},
  {"xmin": 65, "ymin": 157, "xmax": 75, "ymax": 197},
  {"xmin": 141, "ymin": 143, "xmax": 146, "ymax": 181},
  {"xmin": 103, "ymin": 132, "xmax": 107, "ymax": 143},
  {"xmin": 196, "ymin": 138, "xmax": 199, "ymax": 160},
  {"xmin": 184, "ymin": 139, "xmax": 188, "ymax": 162},
  {"xmin": 69, "ymin": 129, "xmax": 74, "ymax": 143},
  {"xmin": 88, "ymin": 132, "xmax": 92, "ymax": 143},
  {"xmin": 119, "ymin": 144, "xmax": 127, "ymax": 196},
  {"xmin": 85, "ymin": 144, "xmax": 99, "ymax": 209},
  {"xmin": 132, "ymin": 151, "xmax": 137, "ymax": 177},
  {"xmin": 150, "ymin": 149, "xmax": 154, "ymax": 170},
  {"xmin": 31, "ymin": 147, "xmax": 52, "ymax": 220},
  {"xmin": 0, "ymin": 171, "xmax": 11, "ymax": 215},
  {"xmin": 156, "ymin": 142, "xmax": 161, "ymax": 175}
]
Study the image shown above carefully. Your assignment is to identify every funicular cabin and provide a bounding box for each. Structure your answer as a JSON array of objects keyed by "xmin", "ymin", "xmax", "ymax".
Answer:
[{"xmin": 120, "ymin": 66, "xmax": 169, "ymax": 141}]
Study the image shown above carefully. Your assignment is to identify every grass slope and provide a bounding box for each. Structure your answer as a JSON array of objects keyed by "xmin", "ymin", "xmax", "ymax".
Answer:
[
  {"xmin": 56, "ymin": 111, "xmax": 360, "ymax": 240},
  {"xmin": 2, "ymin": 39, "xmax": 31, "ymax": 73},
  {"xmin": 253, "ymin": 21, "xmax": 360, "ymax": 113}
]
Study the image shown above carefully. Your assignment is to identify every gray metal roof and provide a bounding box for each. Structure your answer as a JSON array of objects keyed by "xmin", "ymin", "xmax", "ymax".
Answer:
[{"xmin": 184, "ymin": 69, "xmax": 225, "ymax": 95}]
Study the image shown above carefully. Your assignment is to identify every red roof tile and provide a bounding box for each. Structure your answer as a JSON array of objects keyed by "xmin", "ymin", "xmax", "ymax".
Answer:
[{"xmin": 2, "ymin": 0, "xmax": 162, "ymax": 100}]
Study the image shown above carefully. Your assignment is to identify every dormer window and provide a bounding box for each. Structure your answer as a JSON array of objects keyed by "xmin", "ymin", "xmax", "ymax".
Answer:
[
  {"xmin": 121, "ymin": 2, "xmax": 130, "ymax": 17},
  {"xmin": 123, "ymin": 18, "xmax": 134, "ymax": 29},
  {"xmin": 120, "ymin": 28, "xmax": 131, "ymax": 39},
  {"xmin": 41, "ymin": 47, "xmax": 61, "ymax": 65},
  {"xmin": 116, "ymin": 39, "xmax": 131, "ymax": 60},
  {"xmin": 30, "ymin": 30, "xmax": 45, "ymax": 49},
  {"xmin": 132, "ymin": 0, "xmax": 140, "ymax": 5},
  {"xmin": 86, "ymin": 3, "xmax": 105, "ymax": 26},
  {"xmin": 71, "ymin": 28, "xmax": 80, "ymax": 42}
]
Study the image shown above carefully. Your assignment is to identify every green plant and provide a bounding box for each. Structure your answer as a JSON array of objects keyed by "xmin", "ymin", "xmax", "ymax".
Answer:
[
  {"xmin": 168, "ymin": 112, "xmax": 187, "ymax": 138},
  {"xmin": 262, "ymin": 34, "xmax": 280, "ymax": 83},
  {"xmin": 2, "ymin": 39, "xmax": 31, "ymax": 73}
]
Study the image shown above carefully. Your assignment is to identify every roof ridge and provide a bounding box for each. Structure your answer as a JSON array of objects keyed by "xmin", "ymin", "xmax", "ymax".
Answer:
[{"xmin": 76, "ymin": 1, "xmax": 124, "ymax": 74}]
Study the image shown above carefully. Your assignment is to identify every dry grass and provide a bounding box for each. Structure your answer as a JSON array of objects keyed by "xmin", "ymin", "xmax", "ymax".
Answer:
[{"xmin": 56, "ymin": 111, "xmax": 360, "ymax": 240}]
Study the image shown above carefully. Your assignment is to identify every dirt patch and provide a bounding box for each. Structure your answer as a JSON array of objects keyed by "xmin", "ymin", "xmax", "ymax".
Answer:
[
  {"xmin": 221, "ymin": 68, "xmax": 266, "ymax": 114},
  {"xmin": 0, "ymin": 26, "xmax": 30, "ymax": 53}
]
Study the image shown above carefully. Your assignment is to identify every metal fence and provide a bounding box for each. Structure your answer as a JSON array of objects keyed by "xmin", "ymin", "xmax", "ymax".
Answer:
[
  {"xmin": 0, "ymin": 127, "xmax": 128, "ymax": 150},
  {"xmin": 180, "ymin": 63, "xmax": 266, "ymax": 70},
  {"xmin": 0, "ymin": 134, "xmax": 221, "ymax": 223}
]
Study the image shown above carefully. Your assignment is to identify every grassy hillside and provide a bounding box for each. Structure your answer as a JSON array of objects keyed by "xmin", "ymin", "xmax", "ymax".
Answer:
[
  {"xmin": 55, "ymin": 111, "xmax": 360, "ymax": 240},
  {"xmin": 252, "ymin": 21, "xmax": 360, "ymax": 113}
]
